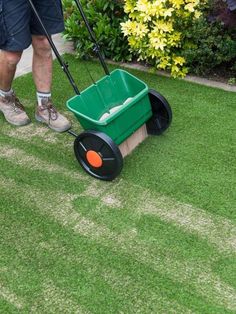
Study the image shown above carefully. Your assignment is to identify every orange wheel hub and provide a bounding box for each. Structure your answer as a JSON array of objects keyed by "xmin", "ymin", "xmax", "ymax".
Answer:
[{"xmin": 86, "ymin": 150, "xmax": 103, "ymax": 168}]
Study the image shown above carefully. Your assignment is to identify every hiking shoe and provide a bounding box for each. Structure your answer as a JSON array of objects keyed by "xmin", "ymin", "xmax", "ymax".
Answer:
[
  {"xmin": 35, "ymin": 98, "xmax": 71, "ymax": 132},
  {"xmin": 0, "ymin": 93, "xmax": 30, "ymax": 126}
]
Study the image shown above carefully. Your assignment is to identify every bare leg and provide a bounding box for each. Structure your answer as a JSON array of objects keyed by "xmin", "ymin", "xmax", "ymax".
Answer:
[
  {"xmin": 32, "ymin": 35, "xmax": 52, "ymax": 93},
  {"xmin": 32, "ymin": 35, "xmax": 71, "ymax": 132},
  {"xmin": 0, "ymin": 50, "xmax": 30, "ymax": 126},
  {"xmin": 0, "ymin": 50, "xmax": 22, "ymax": 91}
]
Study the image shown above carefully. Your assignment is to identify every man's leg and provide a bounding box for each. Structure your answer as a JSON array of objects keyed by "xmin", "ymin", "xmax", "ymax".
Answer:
[
  {"xmin": 0, "ymin": 50, "xmax": 30, "ymax": 126},
  {"xmin": 0, "ymin": 50, "xmax": 22, "ymax": 91},
  {"xmin": 32, "ymin": 35, "xmax": 71, "ymax": 132},
  {"xmin": 32, "ymin": 35, "xmax": 52, "ymax": 93}
]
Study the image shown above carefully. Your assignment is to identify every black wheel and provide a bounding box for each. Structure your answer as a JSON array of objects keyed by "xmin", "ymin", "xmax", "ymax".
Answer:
[
  {"xmin": 74, "ymin": 130, "xmax": 123, "ymax": 181},
  {"xmin": 146, "ymin": 89, "xmax": 172, "ymax": 135}
]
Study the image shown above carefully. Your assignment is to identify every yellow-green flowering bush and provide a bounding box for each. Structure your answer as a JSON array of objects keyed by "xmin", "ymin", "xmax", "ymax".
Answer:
[{"xmin": 121, "ymin": 0, "xmax": 207, "ymax": 77}]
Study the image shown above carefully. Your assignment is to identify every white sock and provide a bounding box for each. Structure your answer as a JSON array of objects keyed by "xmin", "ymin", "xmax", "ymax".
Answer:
[
  {"xmin": 37, "ymin": 91, "xmax": 51, "ymax": 107},
  {"xmin": 0, "ymin": 88, "xmax": 13, "ymax": 97}
]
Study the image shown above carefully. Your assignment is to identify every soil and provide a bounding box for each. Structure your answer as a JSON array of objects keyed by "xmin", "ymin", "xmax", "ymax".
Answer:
[{"xmin": 197, "ymin": 62, "xmax": 236, "ymax": 85}]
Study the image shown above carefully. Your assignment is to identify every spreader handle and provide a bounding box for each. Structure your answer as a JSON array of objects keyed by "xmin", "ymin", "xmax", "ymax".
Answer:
[{"xmin": 73, "ymin": 0, "xmax": 110, "ymax": 76}]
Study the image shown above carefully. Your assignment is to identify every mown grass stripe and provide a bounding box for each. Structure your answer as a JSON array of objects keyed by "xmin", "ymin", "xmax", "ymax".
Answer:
[
  {"xmin": 0, "ymin": 144, "xmax": 86, "ymax": 182},
  {"xmin": 101, "ymin": 269, "xmax": 195, "ymax": 314},
  {"xmin": 0, "ymin": 190, "xmax": 226, "ymax": 314},
  {"xmin": 30, "ymin": 281, "xmax": 90, "ymax": 314},
  {"xmin": 1, "ymin": 144, "xmax": 236, "ymax": 311},
  {"xmin": 82, "ymin": 179, "xmax": 236, "ymax": 254},
  {"xmin": 1, "ymin": 176, "xmax": 236, "ymax": 312},
  {"xmin": 1, "ymin": 192, "xmax": 198, "ymax": 313},
  {"xmin": 0, "ymin": 284, "xmax": 24, "ymax": 310}
]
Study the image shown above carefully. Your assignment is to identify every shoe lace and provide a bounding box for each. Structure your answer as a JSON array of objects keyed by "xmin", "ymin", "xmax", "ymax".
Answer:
[
  {"xmin": 41, "ymin": 98, "xmax": 58, "ymax": 122},
  {"xmin": 5, "ymin": 93, "xmax": 25, "ymax": 113}
]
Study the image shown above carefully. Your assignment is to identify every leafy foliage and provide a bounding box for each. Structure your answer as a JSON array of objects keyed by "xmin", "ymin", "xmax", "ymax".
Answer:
[
  {"xmin": 121, "ymin": 0, "xmax": 208, "ymax": 77},
  {"xmin": 182, "ymin": 17, "xmax": 236, "ymax": 75},
  {"xmin": 63, "ymin": 0, "xmax": 236, "ymax": 78},
  {"xmin": 63, "ymin": 0, "xmax": 131, "ymax": 62}
]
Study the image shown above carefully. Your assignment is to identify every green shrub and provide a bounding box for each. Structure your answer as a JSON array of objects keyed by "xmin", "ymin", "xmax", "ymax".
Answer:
[
  {"xmin": 183, "ymin": 17, "xmax": 236, "ymax": 75},
  {"xmin": 121, "ymin": 0, "xmax": 208, "ymax": 77},
  {"xmin": 63, "ymin": 0, "xmax": 131, "ymax": 62}
]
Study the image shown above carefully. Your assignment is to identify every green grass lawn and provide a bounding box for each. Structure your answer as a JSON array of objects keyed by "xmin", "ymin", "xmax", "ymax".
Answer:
[{"xmin": 0, "ymin": 55, "xmax": 236, "ymax": 313}]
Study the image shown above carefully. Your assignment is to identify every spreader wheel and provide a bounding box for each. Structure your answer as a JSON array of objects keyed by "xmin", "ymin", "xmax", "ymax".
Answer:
[
  {"xmin": 74, "ymin": 130, "xmax": 123, "ymax": 181},
  {"xmin": 146, "ymin": 89, "xmax": 172, "ymax": 135}
]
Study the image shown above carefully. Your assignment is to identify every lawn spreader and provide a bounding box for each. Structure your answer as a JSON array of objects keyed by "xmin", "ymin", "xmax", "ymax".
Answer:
[{"xmin": 28, "ymin": 0, "xmax": 172, "ymax": 181}]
